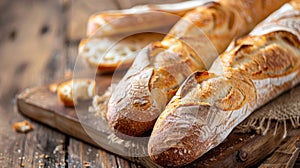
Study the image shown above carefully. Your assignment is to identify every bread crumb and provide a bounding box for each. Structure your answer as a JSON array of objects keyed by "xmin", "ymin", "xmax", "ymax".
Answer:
[
  {"xmin": 13, "ymin": 121, "xmax": 33, "ymax": 133},
  {"xmin": 53, "ymin": 145, "xmax": 63, "ymax": 154},
  {"xmin": 88, "ymin": 86, "xmax": 112, "ymax": 119},
  {"xmin": 49, "ymin": 83, "xmax": 58, "ymax": 93},
  {"xmin": 83, "ymin": 161, "xmax": 91, "ymax": 168}
]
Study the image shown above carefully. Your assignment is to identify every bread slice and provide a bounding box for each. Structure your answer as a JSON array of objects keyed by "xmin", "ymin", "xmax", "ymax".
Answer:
[
  {"xmin": 81, "ymin": 1, "xmax": 212, "ymax": 73},
  {"xmin": 79, "ymin": 33, "xmax": 164, "ymax": 73},
  {"xmin": 57, "ymin": 79, "xmax": 96, "ymax": 107},
  {"xmin": 86, "ymin": 0, "xmax": 212, "ymax": 37}
]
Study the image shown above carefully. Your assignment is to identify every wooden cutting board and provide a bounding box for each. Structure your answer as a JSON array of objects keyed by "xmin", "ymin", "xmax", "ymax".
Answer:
[{"xmin": 16, "ymin": 74, "xmax": 300, "ymax": 167}]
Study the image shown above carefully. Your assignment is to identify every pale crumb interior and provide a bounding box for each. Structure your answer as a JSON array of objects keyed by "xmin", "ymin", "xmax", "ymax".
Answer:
[
  {"xmin": 79, "ymin": 33, "xmax": 163, "ymax": 67},
  {"xmin": 72, "ymin": 79, "xmax": 96, "ymax": 100},
  {"xmin": 58, "ymin": 79, "xmax": 96, "ymax": 104}
]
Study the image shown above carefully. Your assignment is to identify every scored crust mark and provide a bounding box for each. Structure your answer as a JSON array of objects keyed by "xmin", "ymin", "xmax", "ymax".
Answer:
[
  {"xmin": 187, "ymin": 2, "xmax": 222, "ymax": 30},
  {"xmin": 224, "ymin": 31, "xmax": 300, "ymax": 79},
  {"xmin": 215, "ymin": 87, "xmax": 245, "ymax": 111},
  {"xmin": 149, "ymin": 69, "xmax": 179, "ymax": 100}
]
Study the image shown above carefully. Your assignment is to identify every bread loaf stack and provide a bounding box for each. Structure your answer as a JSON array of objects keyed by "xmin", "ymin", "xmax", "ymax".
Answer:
[
  {"xmin": 86, "ymin": 0, "xmax": 213, "ymax": 37},
  {"xmin": 75, "ymin": 0, "xmax": 300, "ymax": 167},
  {"xmin": 107, "ymin": 0, "xmax": 289, "ymax": 137},
  {"xmin": 80, "ymin": 1, "xmax": 211, "ymax": 73},
  {"xmin": 148, "ymin": 3, "xmax": 300, "ymax": 166}
]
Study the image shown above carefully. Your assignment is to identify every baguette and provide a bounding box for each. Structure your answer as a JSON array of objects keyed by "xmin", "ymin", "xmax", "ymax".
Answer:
[
  {"xmin": 82, "ymin": 1, "xmax": 212, "ymax": 73},
  {"xmin": 79, "ymin": 33, "xmax": 164, "ymax": 73},
  {"xmin": 148, "ymin": 3, "xmax": 300, "ymax": 166},
  {"xmin": 107, "ymin": 0, "xmax": 289, "ymax": 137},
  {"xmin": 87, "ymin": 0, "xmax": 214, "ymax": 37}
]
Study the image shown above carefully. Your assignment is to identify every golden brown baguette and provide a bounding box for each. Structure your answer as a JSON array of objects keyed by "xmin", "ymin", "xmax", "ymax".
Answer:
[
  {"xmin": 82, "ymin": 1, "xmax": 212, "ymax": 73},
  {"xmin": 86, "ymin": 0, "xmax": 213, "ymax": 37},
  {"xmin": 148, "ymin": 3, "xmax": 300, "ymax": 166},
  {"xmin": 107, "ymin": 0, "xmax": 289, "ymax": 137}
]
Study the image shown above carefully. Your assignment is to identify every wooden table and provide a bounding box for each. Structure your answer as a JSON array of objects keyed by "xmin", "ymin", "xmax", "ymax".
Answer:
[
  {"xmin": 0, "ymin": 0, "xmax": 181, "ymax": 167},
  {"xmin": 1, "ymin": 0, "xmax": 300, "ymax": 167}
]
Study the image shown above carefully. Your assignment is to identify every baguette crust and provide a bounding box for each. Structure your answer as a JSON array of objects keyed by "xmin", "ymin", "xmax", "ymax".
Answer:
[
  {"xmin": 169, "ymin": 0, "xmax": 291, "ymax": 53},
  {"xmin": 107, "ymin": 40, "xmax": 202, "ymax": 136},
  {"xmin": 87, "ymin": 0, "xmax": 213, "ymax": 37},
  {"xmin": 107, "ymin": 0, "xmax": 289, "ymax": 137},
  {"xmin": 149, "ymin": 5, "xmax": 300, "ymax": 166}
]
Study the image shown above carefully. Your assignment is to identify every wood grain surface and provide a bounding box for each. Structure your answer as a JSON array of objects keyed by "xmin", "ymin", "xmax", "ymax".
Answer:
[
  {"xmin": 0, "ymin": 0, "xmax": 184, "ymax": 167},
  {"xmin": 16, "ymin": 77, "xmax": 300, "ymax": 167},
  {"xmin": 259, "ymin": 129, "xmax": 300, "ymax": 168},
  {"xmin": 0, "ymin": 0, "xmax": 67, "ymax": 167},
  {"xmin": 1, "ymin": 0, "xmax": 300, "ymax": 167}
]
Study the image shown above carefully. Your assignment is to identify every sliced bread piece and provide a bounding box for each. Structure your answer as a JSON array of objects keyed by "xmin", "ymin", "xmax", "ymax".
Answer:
[
  {"xmin": 57, "ymin": 79, "xmax": 96, "ymax": 107},
  {"xmin": 79, "ymin": 33, "xmax": 164, "ymax": 73}
]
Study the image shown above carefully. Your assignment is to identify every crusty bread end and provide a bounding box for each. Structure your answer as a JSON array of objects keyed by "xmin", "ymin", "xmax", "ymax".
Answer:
[{"xmin": 57, "ymin": 79, "xmax": 96, "ymax": 107}]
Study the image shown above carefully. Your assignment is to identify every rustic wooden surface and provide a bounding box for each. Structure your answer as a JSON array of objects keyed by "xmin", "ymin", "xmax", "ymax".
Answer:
[
  {"xmin": 0, "ymin": 0, "xmax": 181, "ymax": 167},
  {"xmin": 1, "ymin": 0, "xmax": 300, "ymax": 168},
  {"xmin": 259, "ymin": 129, "xmax": 300, "ymax": 168},
  {"xmin": 16, "ymin": 76, "xmax": 300, "ymax": 167}
]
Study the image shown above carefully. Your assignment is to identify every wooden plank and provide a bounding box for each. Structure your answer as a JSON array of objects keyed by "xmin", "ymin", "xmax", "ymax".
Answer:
[
  {"xmin": 68, "ymin": 138, "xmax": 119, "ymax": 168},
  {"xmin": 295, "ymin": 155, "xmax": 300, "ymax": 168},
  {"xmin": 67, "ymin": 135, "xmax": 135, "ymax": 168},
  {"xmin": 115, "ymin": 156, "xmax": 133, "ymax": 168},
  {"xmin": 259, "ymin": 129, "xmax": 300, "ymax": 168},
  {"xmin": 0, "ymin": 0, "xmax": 68, "ymax": 167},
  {"xmin": 116, "ymin": 0, "xmax": 185, "ymax": 9},
  {"xmin": 294, "ymin": 139, "xmax": 300, "ymax": 168},
  {"xmin": 16, "ymin": 76, "xmax": 300, "ymax": 167},
  {"xmin": 66, "ymin": 0, "xmax": 119, "ymax": 40},
  {"xmin": 22, "ymin": 125, "xmax": 67, "ymax": 168}
]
